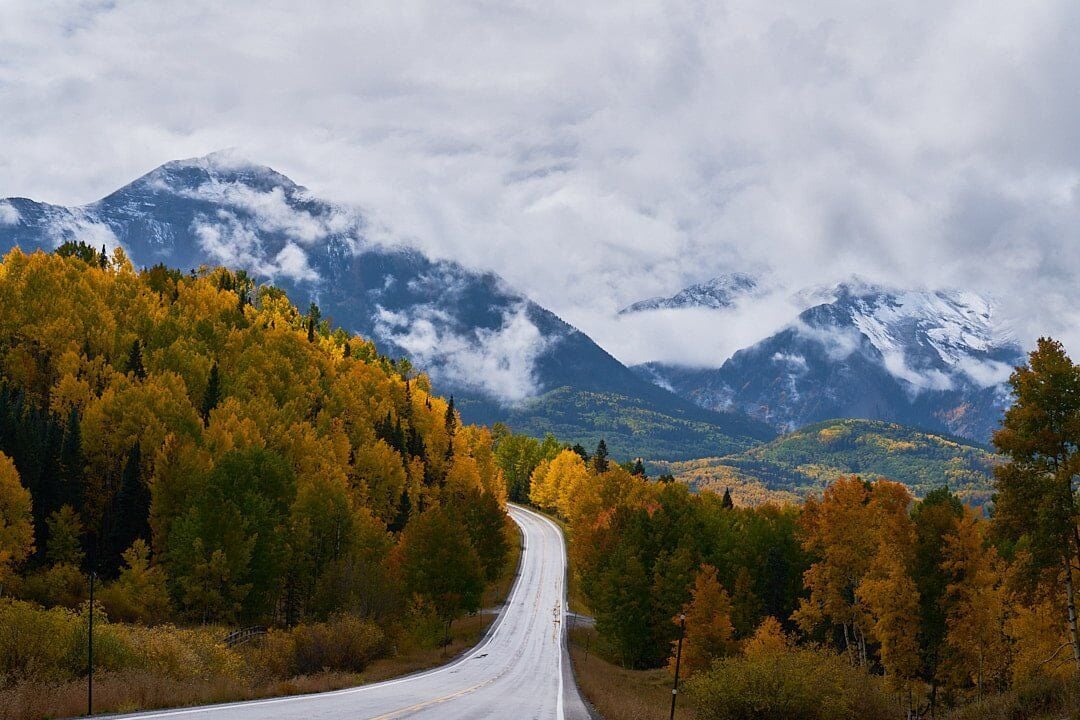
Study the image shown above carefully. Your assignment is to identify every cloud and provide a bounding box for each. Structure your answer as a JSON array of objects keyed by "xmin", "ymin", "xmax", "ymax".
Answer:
[
  {"xmin": 44, "ymin": 209, "xmax": 120, "ymax": 250},
  {"xmin": 793, "ymin": 321, "xmax": 864, "ymax": 362},
  {"xmin": 274, "ymin": 241, "xmax": 319, "ymax": 282},
  {"xmin": 192, "ymin": 211, "xmax": 319, "ymax": 282},
  {"xmin": 956, "ymin": 356, "xmax": 1015, "ymax": 387},
  {"xmin": 374, "ymin": 302, "xmax": 551, "ymax": 403},
  {"xmin": 171, "ymin": 175, "xmax": 359, "ymax": 247},
  {"xmin": 0, "ymin": 202, "xmax": 20, "ymax": 226},
  {"xmin": 0, "ymin": 0, "xmax": 1078, "ymax": 367}
]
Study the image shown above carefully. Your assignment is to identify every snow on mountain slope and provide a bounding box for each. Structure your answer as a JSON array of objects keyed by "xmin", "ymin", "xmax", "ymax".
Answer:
[
  {"xmin": 635, "ymin": 280, "xmax": 1025, "ymax": 443},
  {"xmin": 618, "ymin": 272, "xmax": 758, "ymax": 313}
]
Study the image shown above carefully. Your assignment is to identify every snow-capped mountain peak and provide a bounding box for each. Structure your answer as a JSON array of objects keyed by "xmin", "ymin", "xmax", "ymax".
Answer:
[
  {"xmin": 619, "ymin": 272, "xmax": 758, "ymax": 314},
  {"xmin": 817, "ymin": 282, "xmax": 1018, "ymax": 391},
  {"xmin": 634, "ymin": 277, "xmax": 1026, "ymax": 443}
]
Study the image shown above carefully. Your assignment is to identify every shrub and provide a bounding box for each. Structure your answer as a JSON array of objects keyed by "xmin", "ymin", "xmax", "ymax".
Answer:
[
  {"xmin": 686, "ymin": 646, "xmax": 898, "ymax": 720},
  {"xmin": 0, "ymin": 600, "xmax": 80, "ymax": 682},
  {"xmin": 289, "ymin": 615, "xmax": 385, "ymax": 674},
  {"xmin": 17, "ymin": 564, "xmax": 87, "ymax": 609},
  {"xmin": 401, "ymin": 595, "xmax": 445, "ymax": 651},
  {"xmin": 0, "ymin": 599, "xmax": 245, "ymax": 688}
]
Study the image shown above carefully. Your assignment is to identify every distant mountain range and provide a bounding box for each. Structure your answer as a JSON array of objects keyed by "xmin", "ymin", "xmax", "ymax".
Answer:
[
  {"xmin": 0, "ymin": 153, "xmax": 773, "ymax": 461},
  {"xmin": 634, "ymin": 280, "xmax": 1024, "ymax": 444}
]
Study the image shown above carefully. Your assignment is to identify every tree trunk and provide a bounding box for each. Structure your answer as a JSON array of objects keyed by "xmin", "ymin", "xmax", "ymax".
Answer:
[{"xmin": 1062, "ymin": 552, "xmax": 1080, "ymax": 675}]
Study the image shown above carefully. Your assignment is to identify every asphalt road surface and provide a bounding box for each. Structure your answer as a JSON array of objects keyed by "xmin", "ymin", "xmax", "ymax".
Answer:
[{"xmin": 110, "ymin": 503, "xmax": 593, "ymax": 720}]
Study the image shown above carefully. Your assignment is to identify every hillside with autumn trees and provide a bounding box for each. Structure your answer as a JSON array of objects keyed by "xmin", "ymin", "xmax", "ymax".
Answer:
[
  {"xmin": 654, "ymin": 418, "xmax": 999, "ymax": 508},
  {"xmin": 524, "ymin": 339, "xmax": 1080, "ymax": 720},
  {"xmin": 0, "ymin": 245, "xmax": 513, "ymax": 716}
]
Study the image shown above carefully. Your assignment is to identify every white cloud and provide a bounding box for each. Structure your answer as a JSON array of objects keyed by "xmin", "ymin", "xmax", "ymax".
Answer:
[
  {"xmin": 793, "ymin": 321, "xmax": 864, "ymax": 361},
  {"xmin": 374, "ymin": 302, "xmax": 551, "ymax": 403},
  {"xmin": 193, "ymin": 213, "xmax": 272, "ymax": 275},
  {"xmin": 0, "ymin": 0, "xmax": 1078, "ymax": 366},
  {"xmin": 274, "ymin": 241, "xmax": 319, "ymax": 282},
  {"xmin": 44, "ymin": 209, "xmax": 120, "ymax": 251},
  {"xmin": 957, "ymin": 356, "xmax": 1015, "ymax": 387},
  {"xmin": 173, "ymin": 177, "xmax": 358, "ymax": 247},
  {"xmin": 772, "ymin": 352, "xmax": 808, "ymax": 370},
  {"xmin": 0, "ymin": 202, "xmax": 20, "ymax": 226},
  {"xmin": 192, "ymin": 211, "xmax": 319, "ymax": 282}
]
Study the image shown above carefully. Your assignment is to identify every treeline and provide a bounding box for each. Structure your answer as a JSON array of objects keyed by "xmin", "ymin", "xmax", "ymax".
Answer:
[
  {"xmin": 536, "ymin": 338, "xmax": 1080, "ymax": 718},
  {"xmin": 0, "ymin": 244, "xmax": 508, "ymax": 638}
]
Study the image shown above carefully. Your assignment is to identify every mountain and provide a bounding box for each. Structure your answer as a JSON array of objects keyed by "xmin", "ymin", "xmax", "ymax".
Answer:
[
  {"xmin": 618, "ymin": 272, "xmax": 758, "ymax": 313},
  {"xmin": 0, "ymin": 152, "xmax": 774, "ymax": 460},
  {"xmin": 651, "ymin": 418, "xmax": 999, "ymax": 507},
  {"xmin": 634, "ymin": 281, "xmax": 1025, "ymax": 444}
]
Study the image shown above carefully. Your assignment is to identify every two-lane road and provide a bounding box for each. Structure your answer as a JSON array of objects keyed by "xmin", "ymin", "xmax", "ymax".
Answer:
[{"xmin": 112, "ymin": 504, "xmax": 593, "ymax": 720}]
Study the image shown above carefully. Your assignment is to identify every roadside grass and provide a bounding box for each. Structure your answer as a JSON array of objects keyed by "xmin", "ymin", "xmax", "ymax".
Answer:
[
  {"xmin": 0, "ymin": 670, "xmax": 362, "ymax": 720},
  {"xmin": 568, "ymin": 626, "xmax": 693, "ymax": 720},
  {"xmin": 0, "ymin": 515, "xmax": 524, "ymax": 720}
]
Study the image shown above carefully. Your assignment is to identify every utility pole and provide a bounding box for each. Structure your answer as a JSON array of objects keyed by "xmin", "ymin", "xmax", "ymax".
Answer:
[
  {"xmin": 670, "ymin": 612, "xmax": 686, "ymax": 720},
  {"xmin": 87, "ymin": 570, "xmax": 95, "ymax": 717}
]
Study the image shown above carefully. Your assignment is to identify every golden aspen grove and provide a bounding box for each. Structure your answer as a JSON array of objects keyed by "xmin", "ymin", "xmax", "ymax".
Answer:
[{"xmin": 0, "ymin": 245, "xmax": 512, "ymax": 717}]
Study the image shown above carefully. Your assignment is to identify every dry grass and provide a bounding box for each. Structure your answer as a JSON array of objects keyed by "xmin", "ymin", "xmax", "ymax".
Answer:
[
  {"xmin": 569, "ymin": 627, "xmax": 694, "ymax": 720},
  {"xmin": 0, "ymin": 670, "xmax": 362, "ymax": 720}
]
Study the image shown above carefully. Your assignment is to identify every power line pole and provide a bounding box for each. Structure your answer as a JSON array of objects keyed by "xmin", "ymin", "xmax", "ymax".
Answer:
[
  {"xmin": 669, "ymin": 612, "xmax": 686, "ymax": 720},
  {"xmin": 88, "ymin": 570, "xmax": 95, "ymax": 716}
]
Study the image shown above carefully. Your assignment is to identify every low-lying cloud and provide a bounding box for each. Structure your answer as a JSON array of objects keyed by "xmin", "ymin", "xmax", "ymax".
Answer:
[
  {"xmin": 0, "ymin": 202, "xmax": 21, "ymax": 226},
  {"xmin": 374, "ymin": 302, "xmax": 552, "ymax": 404},
  {"xmin": 192, "ymin": 212, "xmax": 319, "ymax": 283}
]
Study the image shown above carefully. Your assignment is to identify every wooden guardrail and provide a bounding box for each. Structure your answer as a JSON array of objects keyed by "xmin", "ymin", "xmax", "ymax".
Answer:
[{"xmin": 223, "ymin": 625, "xmax": 267, "ymax": 648}]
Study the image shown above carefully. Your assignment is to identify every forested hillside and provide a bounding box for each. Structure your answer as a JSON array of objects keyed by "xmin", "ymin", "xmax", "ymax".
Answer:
[
  {"xmin": 544, "ymin": 339, "xmax": 1080, "ymax": 720},
  {"xmin": 0, "ymin": 244, "xmax": 510, "ymax": 698},
  {"xmin": 654, "ymin": 419, "xmax": 998, "ymax": 507}
]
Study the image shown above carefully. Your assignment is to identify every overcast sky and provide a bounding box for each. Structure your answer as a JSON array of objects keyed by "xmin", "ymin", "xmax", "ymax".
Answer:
[{"xmin": 1, "ymin": 0, "xmax": 1078, "ymax": 366}]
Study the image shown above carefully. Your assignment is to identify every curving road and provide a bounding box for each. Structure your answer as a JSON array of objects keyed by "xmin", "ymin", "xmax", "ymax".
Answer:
[{"xmin": 112, "ymin": 504, "xmax": 593, "ymax": 720}]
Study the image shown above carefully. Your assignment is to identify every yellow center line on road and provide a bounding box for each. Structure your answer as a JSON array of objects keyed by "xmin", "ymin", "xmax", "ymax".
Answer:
[{"xmin": 364, "ymin": 677, "xmax": 496, "ymax": 720}]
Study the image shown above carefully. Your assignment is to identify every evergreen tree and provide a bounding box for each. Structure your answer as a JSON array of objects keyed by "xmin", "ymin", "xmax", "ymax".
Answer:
[
  {"xmin": 124, "ymin": 340, "xmax": 146, "ymax": 379},
  {"xmin": 444, "ymin": 396, "xmax": 457, "ymax": 436},
  {"xmin": 571, "ymin": 444, "xmax": 589, "ymax": 463},
  {"xmin": 911, "ymin": 487, "xmax": 963, "ymax": 705},
  {"xmin": 200, "ymin": 362, "xmax": 221, "ymax": 423},
  {"xmin": 593, "ymin": 439, "xmax": 609, "ymax": 473},
  {"xmin": 721, "ymin": 488, "xmax": 734, "ymax": 509},
  {"xmin": 389, "ymin": 486, "xmax": 412, "ymax": 534},
  {"xmin": 631, "ymin": 458, "xmax": 646, "ymax": 477},
  {"xmin": 104, "ymin": 442, "xmax": 150, "ymax": 576},
  {"xmin": 307, "ymin": 302, "xmax": 321, "ymax": 343},
  {"xmin": 58, "ymin": 407, "xmax": 85, "ymax": 511}
]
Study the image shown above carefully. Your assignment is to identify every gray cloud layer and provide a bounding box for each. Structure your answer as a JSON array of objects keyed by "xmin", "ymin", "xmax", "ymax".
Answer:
[{"xmin": 1, "ymin": 1, "xmax": 1077, "ymax": 366}]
